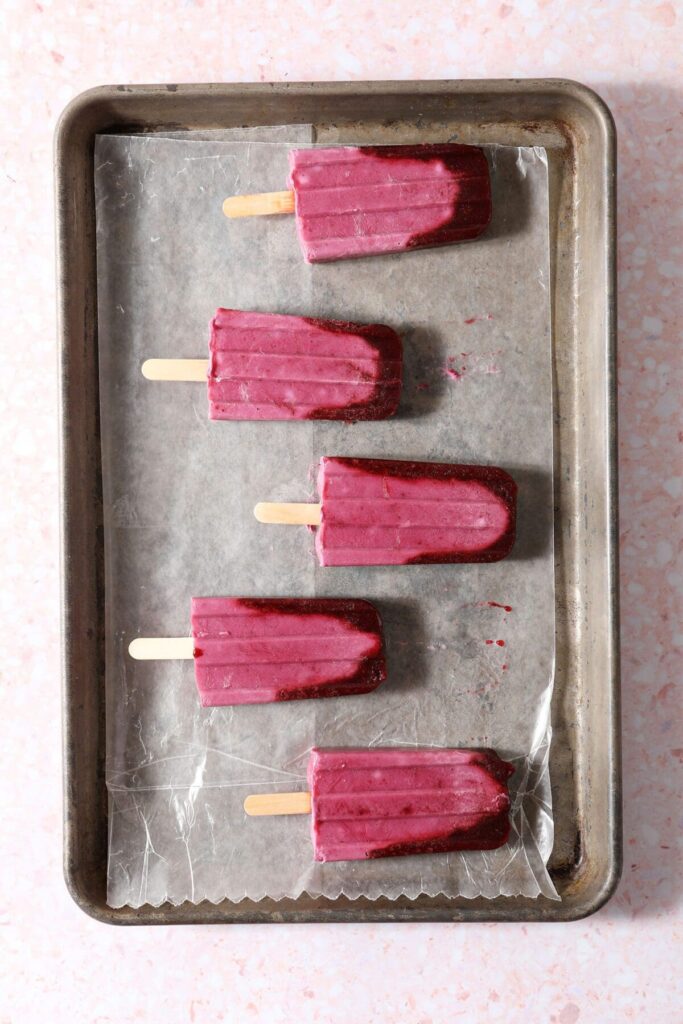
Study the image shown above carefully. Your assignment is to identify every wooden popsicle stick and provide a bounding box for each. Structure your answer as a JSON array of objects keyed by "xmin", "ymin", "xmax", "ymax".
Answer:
[
  {"xmin": 128, "ymin": 637, "xmax": 195, "ymax": 660},
  {"xmin": 222, "ymin": 190, "xmax": 295, "ymax": 218},
  {"xmin": 141, "ymin": 359, "xmax": 208, "ymax": 382},
  {"xmin": 254, "ymin": 502, "xmax": 322, "ymax": 526},
  {"xmin": 244, "ymin": 792, "xmax": 312, "ymax": 816}
]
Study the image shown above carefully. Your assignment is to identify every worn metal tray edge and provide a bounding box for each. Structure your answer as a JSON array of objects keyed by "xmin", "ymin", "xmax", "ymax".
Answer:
[{"xmin": 56, "ymin": 79, "xmax": 620, "ymax": 925}]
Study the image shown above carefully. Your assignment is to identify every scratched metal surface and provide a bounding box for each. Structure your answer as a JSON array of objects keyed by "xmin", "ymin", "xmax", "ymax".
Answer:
[{"xmin": 56, "ymin": 80, "xmax": 619, "ymax": 923}]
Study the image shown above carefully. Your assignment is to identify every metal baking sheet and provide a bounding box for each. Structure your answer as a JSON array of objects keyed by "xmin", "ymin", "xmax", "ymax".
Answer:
[{"xmin": 56, "ymin": 80, "xmax": 620, "ymax": 924}]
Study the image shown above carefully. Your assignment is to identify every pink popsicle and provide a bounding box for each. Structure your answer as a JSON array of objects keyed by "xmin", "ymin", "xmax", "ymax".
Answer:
[
  {"xmin": 314, "ymin": 457, "xmax": 517, "ymax": 566},
  {"xmin": 288, "ymin": 144, "xmax": 492, "ymax": 262},
  {"xmin": 208, "ymin": 309, "xmax": 402, "ymax": 421},
  {"xmin": 308, "ymin": 747, "xmax": 514, "ymax": 861},
  {"xmin": 190, "ymin": 597, "xmax": 386, "ymax": 706}
]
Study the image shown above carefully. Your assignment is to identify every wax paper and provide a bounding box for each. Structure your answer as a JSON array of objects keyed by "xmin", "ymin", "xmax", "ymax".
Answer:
[{"xmin": 95, "ymin": 127, "xmax": 558, "ymax": 907}]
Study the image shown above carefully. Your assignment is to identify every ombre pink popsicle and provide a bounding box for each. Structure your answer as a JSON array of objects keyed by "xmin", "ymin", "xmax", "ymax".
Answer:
[
  {"xmin": 308, "ymin": 747, "xmax": 514, "ymax": 861},
  {"xmin": 288, "ymin": 144, "xmax": 492, "ymax": 262},
  {"xmin": 208, "ymin": 309, "xmax": 402, "ymax": 421},
  {"xmin": 190, "ymin": 597, "xmax": 386, "ymax": 705},
  {"xmin": 314, "ymin": 457, "xmax": 516, "ymax": 566}
]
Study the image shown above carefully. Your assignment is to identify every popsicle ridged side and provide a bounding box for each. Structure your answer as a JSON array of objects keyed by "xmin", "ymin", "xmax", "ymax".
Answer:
[
  {"xmin": 190, "ymin": 597, "xmax": 386, "ymax": 706},
  {"xmin": 315, "ymin": 457, "xmax": 517, "ymax": 566},
  {"xmin": 289, "ymin": 144, "xmax": 492, "ymax": 262},
  {"xmin": 308, "ymin": 747, "xmax": 514, "ymax": 862},
  {"xmin": 208, "ymin": 309, "xmax": 402, "ymax": 421}
]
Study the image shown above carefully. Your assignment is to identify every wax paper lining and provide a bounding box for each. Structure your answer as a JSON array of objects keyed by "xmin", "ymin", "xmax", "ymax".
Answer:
[{"xmin": 95, "ymin": 126, "xmax": 558, "ymax": 907}]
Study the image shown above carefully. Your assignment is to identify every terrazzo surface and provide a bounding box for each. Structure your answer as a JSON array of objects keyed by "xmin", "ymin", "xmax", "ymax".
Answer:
[{"xmin": 0, "ymin": 1, "xmax": 681, "ymax": 1020}]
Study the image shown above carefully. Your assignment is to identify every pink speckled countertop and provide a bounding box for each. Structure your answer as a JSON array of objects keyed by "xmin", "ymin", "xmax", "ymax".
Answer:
[{"xmin": 1, "ymin": 1, "xmax": 681, "ymax": 1021}]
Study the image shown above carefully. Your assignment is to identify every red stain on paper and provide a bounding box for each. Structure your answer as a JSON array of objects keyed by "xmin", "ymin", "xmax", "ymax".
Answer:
[
  {"xmin": 444, "ymin": 365, "xmax": 466, "ymax": 381},
  {"xmin": 464, "ymin": 314, "xmax": 494, "ymax": 324},
  {"xmin": 444, "ymin": 350, "xmax": 501, "ymax": 382}
]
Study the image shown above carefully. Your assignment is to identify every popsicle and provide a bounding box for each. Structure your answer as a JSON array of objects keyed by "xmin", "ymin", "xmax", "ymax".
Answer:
[
  {"xmin": 141, "ymin": 309, "xmax": 403, "ymax": 422},
  {"xmin": 223, "ymin": 144, "xmax": 492, "ymax": 262},
  {"xmin": 254, "ymin": 457, "xmax": 517, "ymax": 565},
  {"xmin": 244, "ymin": 747, "xmax": 514, "ymax": 861},
  {"xmin": 129, "ymin": 597, "xmax": 386, "ymax": 706}
]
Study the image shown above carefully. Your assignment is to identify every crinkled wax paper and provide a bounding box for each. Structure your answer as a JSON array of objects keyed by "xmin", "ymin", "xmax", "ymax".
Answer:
[{"xmin": 95, "ymin": 126, "xmax": 558, "ymax": 907}]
